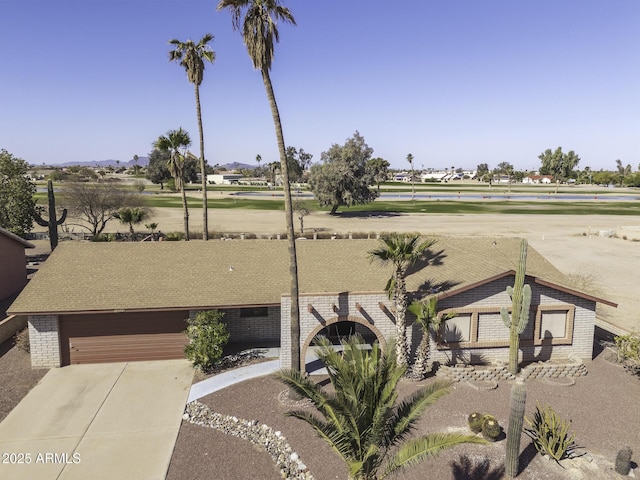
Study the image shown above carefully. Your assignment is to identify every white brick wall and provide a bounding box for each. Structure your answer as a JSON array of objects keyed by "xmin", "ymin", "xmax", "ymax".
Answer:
[
  {"xmin": 28, "ymin": 315, "xmax": 61, "ymax": 368},
  {"xmin": 430, "ymin": 277, "xmax": 597, "ymax": 365}
]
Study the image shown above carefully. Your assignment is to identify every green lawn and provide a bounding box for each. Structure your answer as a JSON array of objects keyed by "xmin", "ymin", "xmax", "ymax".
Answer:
[
  {"xmin": 140, "ymin": 195, "xmax": 640, "ymax": 215},
  {"xmin": 36, "ymin": 181, "xmax": 640, "ymax": 215}
]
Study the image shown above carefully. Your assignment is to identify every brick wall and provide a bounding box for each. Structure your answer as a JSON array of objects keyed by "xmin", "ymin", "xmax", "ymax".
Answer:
[
  {"xmin": 189, "ymin": 307, "xmax": 281, "ymax": 344},
  {"xmin": 430, "ymin": 277, "xmax": 597, "ymax": 366},
  {"xmin": 280, "ymin": 292, "xmax": 403, "ymax": 371},
  {"xmin": 28, "ymin": 315, "xmax": 61, "ymax": 368}
]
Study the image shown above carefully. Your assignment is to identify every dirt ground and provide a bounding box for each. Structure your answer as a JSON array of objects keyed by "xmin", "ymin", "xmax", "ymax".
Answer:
[
  {"xmin": 0, "ymin": 340, "xmax": 47, "ymax": 423},
  {"xmin": 167, "ymin": 349, "xmax": 640, "ymax": 480},
  {"xmin": 85, "ymin": 206, "xmax": 638, "ymax": 334}
]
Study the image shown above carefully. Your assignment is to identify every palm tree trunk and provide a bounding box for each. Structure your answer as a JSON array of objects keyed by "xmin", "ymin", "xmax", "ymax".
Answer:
[
  {"xmin": 181, "ymin": 185, "xmax": 190, "ymax": 241},
  {"xmin": 394, "ymin": 271, "xmax": 409, "ymax": 368},
  {"xmin": 195, "ymin": 84, "xmax": 208, "ymax": 240},
  {"xmin": 412, "ymin": 334, "xmax": 430, "ymax": 379},
  {"xmin": 261, "ymin": 68, "xmax": 301, "ymax": 372}
]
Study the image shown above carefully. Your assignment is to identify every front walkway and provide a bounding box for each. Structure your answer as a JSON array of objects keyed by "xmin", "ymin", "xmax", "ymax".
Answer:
[{"xmin": 188, "ymin": 345, "xmax": 341, "ymax": 402}]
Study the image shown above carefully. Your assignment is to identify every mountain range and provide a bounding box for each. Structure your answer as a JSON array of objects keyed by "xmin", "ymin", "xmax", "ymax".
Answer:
[{"xmin": 52, "ymin": 159, "xmax": 257, "ymax": 170}]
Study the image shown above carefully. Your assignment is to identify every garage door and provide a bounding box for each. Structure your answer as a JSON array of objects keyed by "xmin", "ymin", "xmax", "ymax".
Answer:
[{"xmin": 60, "ymin": 311, "xmax": 189, "ymax": 365}]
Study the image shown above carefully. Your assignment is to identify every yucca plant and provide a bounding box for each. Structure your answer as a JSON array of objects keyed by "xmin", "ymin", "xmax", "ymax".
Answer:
[
  {"xmin": 524, "ymin": 403, "xmax": 580, "ymax": 465},
  {"xmin": 278, "ymin": 335, "xmax": 486, "ymax": 480}
]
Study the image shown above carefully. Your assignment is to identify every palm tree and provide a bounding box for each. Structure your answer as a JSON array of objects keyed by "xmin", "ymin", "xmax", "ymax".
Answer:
[
  {"xmin": 168, "ymin": 34, "xmax": 216, "ymax": 240},
  {"xmin": 369, "ymin": 233, "xmax": 436, "ymax": 367},
  {"xmin": 278, "ymin": 335, "xmax": 485, "ymax": 480},
  {"xmin": 406, "ymin": 153, "xmax": 415, "ymax": 202},
  {"xmin": 218, "ymin": 0, "xmax": 302, "ymax": 371},
  {"xmin": 115, "ymin": 207, "xmax": 149, "ymax": 237},
  {"xmin": 154, "ymin": 128, "xmax": 192, "ymax": 240},
  {"xmin": 408, "ymin": 297, "xmax": 453, "ymax": 379},
  {"xmin": 616, "ymin": 159, "xmax": 631, "ymax": 187}
]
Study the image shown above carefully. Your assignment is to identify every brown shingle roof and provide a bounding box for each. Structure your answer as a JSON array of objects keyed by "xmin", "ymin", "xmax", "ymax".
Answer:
[{"xmin": 7, "ymin": 237, "xmax": 607, "ymax": 315}]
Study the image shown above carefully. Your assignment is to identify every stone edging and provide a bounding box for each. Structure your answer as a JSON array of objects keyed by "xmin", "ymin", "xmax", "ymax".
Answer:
[
  {"xmin": 184, "ymin": 401, "xmax": 314, "ymax": 479},
  {"xmin": 436, "ymin": 356, "xmax": 588, "ymax": 383}
]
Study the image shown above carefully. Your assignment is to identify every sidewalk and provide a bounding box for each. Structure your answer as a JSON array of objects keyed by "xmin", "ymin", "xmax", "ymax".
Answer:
[{"xmin": 187, "ymin": 346, "xmax": 332, "ymax": 402}]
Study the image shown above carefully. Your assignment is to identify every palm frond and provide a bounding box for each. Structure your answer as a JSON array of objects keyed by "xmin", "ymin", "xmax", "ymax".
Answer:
[
  {"xmin": 381, "ymin": 433, "xmax": 488, "ymax": 479},
  {"xmin": 387, "ymin": 380, "xmax": 453, "ymax": 445}
]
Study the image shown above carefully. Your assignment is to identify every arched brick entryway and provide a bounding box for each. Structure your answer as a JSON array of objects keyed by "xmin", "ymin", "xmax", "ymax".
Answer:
[{"xmin": 300, "ymin": 315, "xmax": 387, "ymax": 373}]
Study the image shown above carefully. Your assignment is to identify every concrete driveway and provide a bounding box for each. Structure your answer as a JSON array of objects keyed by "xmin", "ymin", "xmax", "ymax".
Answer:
[{"xmin": 0, "ymin": 360, "xmax": 193, "ymax": 480}]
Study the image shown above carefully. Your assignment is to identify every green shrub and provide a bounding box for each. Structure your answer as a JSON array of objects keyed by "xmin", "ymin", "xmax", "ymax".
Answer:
[
  {"xmin": 481, "ymin": 415, "xmax": 502, "ymax": 441},
  {"xmin": 524, "ymin": 403, "xmax": 579, "ymax": 464},
  {"xmin": 92, "ymin": 233, "xmax": 114, "ymax": 242},
  {"xmin": 468, "ymin": 412, "xmax": 484, "ymax": 433},
  {"xmin": 164, "ymin": 231, "xmax": 185, "ymax": 241},
  {"xmin": 184, "ymin": 310, "xmax": 230, "ymax": 371}
]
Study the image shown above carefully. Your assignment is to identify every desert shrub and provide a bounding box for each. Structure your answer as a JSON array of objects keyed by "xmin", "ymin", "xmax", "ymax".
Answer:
[
  {"xmin": 524, "ymin": 403, "xmax": 579, "ymax": 463},
  {"xmin": 615, "ymin": 332, "xmax": 640, "ymax": 362},
  {"xmin": 615, "ymin": 446, "xmax": 633, "ymax": 475},
  {"xmin": 481, "ymin": 415, "xmax": 502, "ymax": 441},
  {"xmin": 164, "ymin": 231, "xmax": 185, "ymax": 241},
  {"xmin": 468, "ymin": 412, "xmax": 484, "ymax": 433},
  {"xmin": 184, "ymin": 310, "xmax": 230, "ymax": 371},
  {"xmin": 14, "ymin": 328, "xmax": 30, "ymax": 353},
  {"xmin": 92, "ymin": 233, "xmax": 115, "ymax": 242}
]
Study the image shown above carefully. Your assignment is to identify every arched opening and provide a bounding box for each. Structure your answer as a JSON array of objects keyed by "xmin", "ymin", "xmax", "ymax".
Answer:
[{"xmin": 301, "ymin": 315, "xmax": 387, "ymax": 374}]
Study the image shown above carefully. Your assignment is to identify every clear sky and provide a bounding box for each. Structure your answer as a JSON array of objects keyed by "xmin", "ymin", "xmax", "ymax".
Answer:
[{"xmin": 2, "ymin": 0, "xmax": 638, "ymax": 171}]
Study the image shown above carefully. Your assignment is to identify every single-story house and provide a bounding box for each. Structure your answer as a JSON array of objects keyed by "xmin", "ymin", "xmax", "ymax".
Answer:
[
  {"xmin": 206, "ymin": 173, "xmax": 243, "ymax": 185},
  {"xmin": 0, "ymin": 227, "xmax": 35, "ymax": 301},
  {"xmin": 522, "ymin": 175, "xmax": 553, "ymax": 184},
  {"xmin": 8, "ymin": 238, "xmax": 615, "ymax": 370}
]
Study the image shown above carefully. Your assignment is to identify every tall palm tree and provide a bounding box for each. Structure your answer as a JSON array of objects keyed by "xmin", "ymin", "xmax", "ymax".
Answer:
[
  {"xmin": 408, "ymin": 296, "xmax": 453, "ymax": 379},
  {"xmin": 218, "ymin": 0, "xmax": 302, "ymax": 371},
  {"xmin": 168, "ymin": 34, "xmax": 216, "ymax": 240},
  {"xmin": 369, "ymin": 233, "xmax": 436, "ymax": 367},
  {"xmin": 278, "ymin": 335, "xmax": 485, "ymax": 480},
  {"xmin": 154, "ymin": 128, "xmax": 192, "ymax": 240},
  {"xmin": 406, "ymin": 153, "xmax": 415, "ymax": 202},
  {"xmin": 616, "ymin": 159, "xmax": 631, "ymax": 187}
]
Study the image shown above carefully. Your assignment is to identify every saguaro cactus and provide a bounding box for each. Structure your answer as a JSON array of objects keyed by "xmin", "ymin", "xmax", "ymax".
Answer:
[
  {"xmin": 505, "ymin": 378, "xmax": 527, "ymax": 478},
  {"xmin": 34, "ymin": 179, "xmax": 67, "ymax": 250},
  {"xmin": 501, "ymin": 239, "xmax": 532, "ymax": 375}
]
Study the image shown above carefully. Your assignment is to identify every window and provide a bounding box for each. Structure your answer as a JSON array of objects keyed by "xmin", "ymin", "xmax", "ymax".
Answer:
[
  {"xmin": 534, "ymin": 305, "xmax": 574, "ymax": 345},
  {"xmin": 540, "ymin": 311, "xmax": 567, "ymax": 339},
  {"xmin": 239, "ymin": 307, "xmax": 269, "ymax": 318},
  {"xmin": 442, "ymin": 314, "xmax": 472, "ymax": 343},
  {"xmin": 435, "ymin": 304, "xmax": 574, "ymax": 349}
]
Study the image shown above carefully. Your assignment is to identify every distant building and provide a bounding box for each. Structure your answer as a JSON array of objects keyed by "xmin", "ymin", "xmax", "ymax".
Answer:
[
  {"xmin": 206, "ymin": 174, "xmax": 243, "ymax": 185},
  {"xmin": 523, "ymin": 175, "xmax": 553, "ymax": 184}
]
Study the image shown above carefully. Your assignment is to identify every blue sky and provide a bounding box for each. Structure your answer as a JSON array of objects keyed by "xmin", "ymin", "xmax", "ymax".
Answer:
[{"xmin": 1, "ymin": 0, "xmax": 638, "ymax": 171}]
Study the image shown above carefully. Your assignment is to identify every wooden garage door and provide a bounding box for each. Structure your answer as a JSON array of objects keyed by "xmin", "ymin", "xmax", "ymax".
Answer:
[{"xmin": 60, "ymin": 311, "xmax": 189, "ymax": 365}]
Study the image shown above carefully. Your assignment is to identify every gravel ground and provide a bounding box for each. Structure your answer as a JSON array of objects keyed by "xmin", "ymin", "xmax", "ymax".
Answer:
[
  {"xmin": 167, "ymin": 348, "xmax": 640, "ymax": 480},
  {"xmin": 0, "ymin": 339, "xmax": 48, "ymax": 423}
]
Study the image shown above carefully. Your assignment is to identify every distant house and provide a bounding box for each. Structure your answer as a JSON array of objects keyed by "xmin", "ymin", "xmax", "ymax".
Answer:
[
  {"xmin": 206, "ymin": 173, "xmax": 243, "ymax": 185},
  {"xmin": 8, "ymin": 238, "xmax": 614, "ymax": 370},
  {"xmin": 522, "ymin": 175, "xmax": 553, "ymax": 185},
  {"xmin": 0, "ymin": 228, "xmax": 35, "ymax": 301}
]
